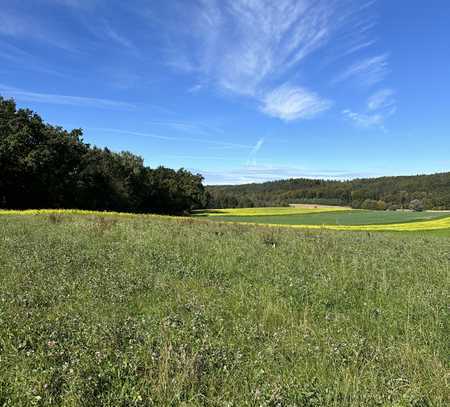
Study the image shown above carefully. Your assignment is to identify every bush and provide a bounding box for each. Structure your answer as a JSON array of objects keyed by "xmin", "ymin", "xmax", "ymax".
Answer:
[
  {"xmin": 376, "ymin": 200, "xmax": 387, "ymax": 210},
  {"xmin": 361, "ymin": 199, "xmax": 380, "ymax": 210},
  {"xmin": 409, "ymin": 199, "xmax": 424, "ymax": 211}
]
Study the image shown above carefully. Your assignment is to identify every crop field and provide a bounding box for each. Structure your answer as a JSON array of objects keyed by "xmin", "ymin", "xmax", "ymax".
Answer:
[
  {"xmin": 194, "ymin": 206, "xmax": 349, "ymax": 217},
  {"xmin": 0, "ymin": 212, "xmax": 449, "ymax": 406},
  {"xmin": 196, "ymin": 207, "xmax": 450, "ymax": 232}
]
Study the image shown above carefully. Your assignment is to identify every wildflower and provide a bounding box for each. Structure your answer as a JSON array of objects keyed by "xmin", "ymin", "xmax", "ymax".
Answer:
[{"xmin": 47, "ymin": 340, "xmax": 56, "ymax": 348}]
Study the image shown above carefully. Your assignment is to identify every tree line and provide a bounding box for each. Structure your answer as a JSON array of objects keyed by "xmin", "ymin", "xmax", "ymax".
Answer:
[
  {"xmin": 207, "ymin": 172, "xmax": 450, "ymax": 210},
  {"xmin": 0, "ymin": 97, "xmax": 207, "ymax": 214}
]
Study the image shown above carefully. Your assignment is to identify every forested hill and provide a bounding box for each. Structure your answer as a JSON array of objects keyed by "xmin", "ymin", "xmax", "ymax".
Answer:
[
  {"xmin": 0, "ymin": 97, "xmax": 207, "ymax": 214},
  {"xmin": 207, "ymin": 172, "xmax": 450, "ymax": 210}
]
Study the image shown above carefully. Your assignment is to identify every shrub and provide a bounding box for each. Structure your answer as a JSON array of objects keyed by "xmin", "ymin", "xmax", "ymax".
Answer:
[
  {"xmin": 361, "ymin": 199, "xmax": 380, "ymax": 210},
  {"xmin": 409, "ymin": 199, "xmax": 424, "ymax": 211}
]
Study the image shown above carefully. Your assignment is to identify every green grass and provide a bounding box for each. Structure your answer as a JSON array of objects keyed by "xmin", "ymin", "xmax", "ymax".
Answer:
[
  {"xmin": 204, "ymin": 210, "xmax": 448, "ymax": 226},
  {"xmin": 0, "ymin": 214, "xmax": 449, "ymax": 406},
  {"xmin": 414, "ymin": 228, "xmax": 450, "ymax": 237}
]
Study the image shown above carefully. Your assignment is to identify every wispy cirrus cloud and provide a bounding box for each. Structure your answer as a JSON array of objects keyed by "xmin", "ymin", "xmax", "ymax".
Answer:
[
  {"xmin": 333, "ymin": 53, "xmax": 389, "ymax": 87},
  {"xmin": 367, "ymin": 88, "xmax": 396, "ymax": 111},
  {"xmin": 164, "ymin": 0, "xmax": 381, "ymax": 121},
  {"xmin": 262, "ymin": 84, "xmax": 332, "ymax": 121},
  {"xmin": 187, "ymin": 83, "xmax": 205, "ymax": 94},
  {"xmin": 160, "ymin": 154, "xmax": 243, "ymax": 162},
  {"xmin": 2, "ymin": 0, "xmax": 390, "ymax": 125},
  {"xmin": 0, "ymin": 41, "xmax": 70, "ymax": 78},
  {"xmin": 0, "ymin": 85, "xmax": 135, "ymax": 110},
  {"xmin": 77, "ymin": 16, "xmax": 139, "ymax": 55},
  {"xmin": 246, "ymin": 138, "xmax": 265, "ymax": 165},
  {"xmin": 100, "ymin": 23, "xmax": 137, "ymax": 52},
  {"xmin": 0, "ymin": 1, "xmax": 135, "ymax": 55},
  {"xmin": 0, "ymin": 42, "xmax": 35, "ymax": 63},
  {"xmin": 211, "ymin": 0, "xmax": 332, "ymax": 96},
  {"xmin": 91, "ymin": 128, "xmax": 253, "ymax": 150},
  {"xmin": 342, "ymin": 109, "xmax": 384, "ymax": 128},
  {"xmin": 324, "ymin": 1, "xmax": 377, "ymax": 61},
  {"xmin": 142, "ymin": 120, "xmax": 226, "ymax": 139},
  {"xmin": 342, "ymin": 87, "xmax": 396, "ymax": 129},
  {"xmin": 0, "ymin": 6, "xmax": 76, "ymax": 51}
]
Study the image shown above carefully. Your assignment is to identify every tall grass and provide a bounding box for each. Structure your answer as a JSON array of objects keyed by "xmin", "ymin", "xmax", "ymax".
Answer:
[{"xmin": 0, "ymin": 215, "xmax": 448, "ymax": 406}]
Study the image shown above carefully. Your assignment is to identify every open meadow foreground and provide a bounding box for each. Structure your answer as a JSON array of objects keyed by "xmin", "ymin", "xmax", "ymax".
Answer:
[
  {"xmin": 0, "ymin": 212, "xmax": 449, "ymax": 406},
  {"xmin": 2, "ymin": 0, "xmax": 450, "ymax": 405}
]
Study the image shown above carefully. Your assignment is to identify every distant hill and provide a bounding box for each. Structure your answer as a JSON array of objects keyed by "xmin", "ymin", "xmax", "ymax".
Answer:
[{"xmin": 206, "ymin": 172, "xmax": 450, "ymax": 210}]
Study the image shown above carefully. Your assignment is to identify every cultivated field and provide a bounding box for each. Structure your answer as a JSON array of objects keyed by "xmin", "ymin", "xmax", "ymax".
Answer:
[
  {"xmin": 0, "ymin": 211, "xmax": 449, "ymax": 406},
  {"xmin": 193, "ymin": 206, "xmax": 349, "ymax": 217},
  {"xmin": 196, "ymin": 207, "xmax": 450, "ymax": 232}
]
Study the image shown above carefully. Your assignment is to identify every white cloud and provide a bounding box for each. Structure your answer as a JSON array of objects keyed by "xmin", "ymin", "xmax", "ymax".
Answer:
[
  {"xmin": 367, "ymin": 88, "xmax": 395, "ymax": 111},
  {"xmin": 342, "ymin": 88, "xmax": 396, "ymax": 129},
  {"xmin": 251, "ymin": 138, "xmax": 265, "ymax": 155},
  {"xmin": 165, "ymin": 0, "xmax": 379, "ymax": 121},
  {"xmin": 90, "ymin": 128, "xmax": 253, "ymax": 150},
  {"xmin": 187, "ymin": 83, "xmax": 205, "ymax": 93},
  {"xmin": 325, "ymin": 1, "xmax": 378, "ymax": 61},
  {"xmin": 0, "ymin": 85, "xmax": 135, "ymax": 110},
  {"xmin": 246, "ymin": 138, "xmax": 265, "ymax": 165},
  {"xmin": 262, "ymin": 84, "xmax": 332, "ymax": 121},
  {"xmin": 342, "ymin": 109, "xmax": 384, "ymax": 128},
  {"xmin": 211, "ymin": 0, "xmax": 332, "ymax": 96},
  {"xmin": 334, "ymin": 53, "xmax": 389, "ymax": 87},
  {"xmin": 102, "ymin": 23, "xmax": 136, "ymax": 52}
]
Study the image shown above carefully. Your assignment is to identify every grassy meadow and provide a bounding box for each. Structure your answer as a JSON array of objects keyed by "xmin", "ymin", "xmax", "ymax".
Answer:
[{"xmin": 0, "ymin": 212, "xmax": 449, "ymax": 406}]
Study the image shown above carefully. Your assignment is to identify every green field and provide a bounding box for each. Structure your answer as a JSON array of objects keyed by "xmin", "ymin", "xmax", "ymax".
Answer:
[
  {"xmin": 0, "ymin": 213, "xmax": 448, "ymax": 406},
  {"xmin": 201, "ymin": 209, "xmax": 448, "ymax": 226}
]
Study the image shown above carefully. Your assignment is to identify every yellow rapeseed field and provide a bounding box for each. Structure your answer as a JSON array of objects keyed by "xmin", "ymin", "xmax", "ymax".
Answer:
[{"xmin": 221, "ymin": 216, "xmax": 450, "ymax": 231}]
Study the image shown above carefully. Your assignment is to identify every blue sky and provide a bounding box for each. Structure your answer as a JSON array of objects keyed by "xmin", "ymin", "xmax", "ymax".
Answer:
[{"xmin": 1, "ymin": 0, "xmax": 449, "ymax": 184}]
